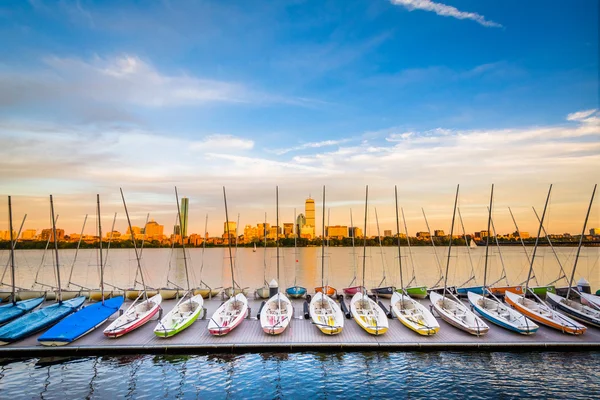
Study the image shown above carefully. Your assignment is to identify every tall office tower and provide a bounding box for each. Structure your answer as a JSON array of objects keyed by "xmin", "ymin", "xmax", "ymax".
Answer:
[
  {"xmin": 296, "ymin": 213, "xmax": 306, "ymax": 238},
  {"xmin": 224, "ymin": 221, "xmax": 237, "ymax": 235},
  {"xmin": 305, "ymin": 196, "xmax": 315, "ymax": 238},
  {"xmin": 180, "ymin": 197, "xmax": 189, "ymax": 237}
]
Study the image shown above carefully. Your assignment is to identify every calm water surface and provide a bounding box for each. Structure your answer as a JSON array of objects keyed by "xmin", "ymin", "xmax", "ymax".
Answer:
[
  {"xmin": 0, "ymin": 352, "xmax": 598, "ymax": 399},
  {"xmin": 3, "ymin": 246, "xmax": 599, "ymax": 291}
]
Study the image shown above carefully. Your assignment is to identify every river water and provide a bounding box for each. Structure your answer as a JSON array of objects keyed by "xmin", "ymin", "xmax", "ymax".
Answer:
[
  {"xmin": 3, "ymin": 246, "xmax": 598, "ymax": 292},
  {"xmin": 0, "ymin": 352, "xmax": 598, "ymax": 399}
]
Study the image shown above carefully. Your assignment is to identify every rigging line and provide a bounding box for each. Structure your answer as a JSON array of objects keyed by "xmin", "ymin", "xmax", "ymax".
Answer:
[
  {"xmin": 532, "ymin": 207, "xmax": 569, "ymax": 285},
  {"xmin": 483, "ymin": 184, "xmax": 494, "ymax": 293},
  {"xmin": 508, "ymin": 207, "xmax": 538, "ymax": 286},
  {"xmin": 200, "ymin": 213, "xmax": 209, "ymax": 289},
  {"xmin": 566, "ymin": 184, "xmax": 596, "ymax": 300},
  {"xmin": 458, "ymin": 207, "xmax": 477, "ymax": 287},
  {"xmin": 67, "ymin": 214, "xmax": 88, "ymax": 288},
  {"xmin": 422, "ymin": 208, "xmax": 444, "ymax": 287},
  {"xmin": 394, "ymin": 186, "xmax": 405, "ymax": 301},
  {"xmin": 362, "ymin": 186, "xmax": 368, "ymax": 295},
  {"xmin": 321, "ymin": 186, "xmax": 326, "ymax": 294},
  {"xmin": 401, "ymin": 208, "xmax": 418, "ymax": 287},
  {"xmin": 50, "ymin": 195, "xmax": 63, "ymax": 303},
  {"xmin": 97, "ymin": 194, "xmax": 104, "ymax": 305},
  {"xmin": 1, "ymin": 213, "xmax": 26, "ymax": 286},
  {"xmin": 175, "ymin": 187, "xmax": 191, "ymax": 293},
  {"xmin": 488, "ymin": 210, "xmax": 509, "ymax": 286},
  {"xmin": 525, "ymin": 185, "xmax": 553, "ymax": 295},
  {"xmin": 8, "ymin": 197, "xmax": 16, "ymax": 305},
  {"xmin": 131, "ymin": 213, "xmax": 150, "ymax": 288},
  {"xmin": 349, "ymin": 208, "xmax": 357, "ymax": 287},
  {"xmin": 442, "ymin": 184, "xmax": 460, "ymax": 300},
  {"xmin": 263, "ymin": 212, "xmax": 267, "ymax": 286},
  {"xmin": 165, "ymin": 213, "xmax": 179, "ymax": 288},
  {"xmin": 33, "ymin": 215, "xmax": 59, "ymax": 289},
  {"xmin": 374, "ymin": 207, "xmax": 387, "ymax": 288},
  {"xmin": 222, "ymin": 187, "xmax": 238, "ymax": 305},
  {"xmin": 120, "ymin": 188, "xmax": 148, "ymax": 301}
]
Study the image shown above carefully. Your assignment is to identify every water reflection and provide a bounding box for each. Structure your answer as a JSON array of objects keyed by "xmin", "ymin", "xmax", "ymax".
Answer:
[{"xmin": 0, "ymin": 352, "xmax": 599, "ymax": 399}]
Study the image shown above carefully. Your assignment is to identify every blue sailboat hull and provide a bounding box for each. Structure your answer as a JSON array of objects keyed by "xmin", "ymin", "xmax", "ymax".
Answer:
[
  {"xmin": 286, "ymin": 286, "xmax": 307, "ymax": 298},
  {"xmin": 456, "ymin": 286, "xmax": 485, "ymax": 296},
  {"xmin": 471, "ymin": 302, "xmax": 539, "ymax": 335},
  {"xmin": 0, "ymin": 297, "xmax": 45, "ymax": 325},
  {"xmin": 0, "ymin": 296, "xmax": 86, "ymax": 344},
  {"xmin": 38, "ymin": 296, "xmax": 124, "ymax": 345}
]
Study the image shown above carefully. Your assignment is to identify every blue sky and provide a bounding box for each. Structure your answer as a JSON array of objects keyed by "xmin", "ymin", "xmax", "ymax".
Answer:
[{"xmin": 0, "ymin": 0, "xmax": 598, "ymax": 235}]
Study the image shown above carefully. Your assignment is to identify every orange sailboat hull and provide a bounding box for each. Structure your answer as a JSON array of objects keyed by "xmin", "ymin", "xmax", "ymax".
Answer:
[{"xmin": 315, "ymin": 286, "xmax": 336, "ymax": 297}]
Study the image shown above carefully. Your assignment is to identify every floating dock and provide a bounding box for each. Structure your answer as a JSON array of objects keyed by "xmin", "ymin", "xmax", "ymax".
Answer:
[{"xmin": 1, "ymin": 297, "xmax": 598, "ymax": 357}]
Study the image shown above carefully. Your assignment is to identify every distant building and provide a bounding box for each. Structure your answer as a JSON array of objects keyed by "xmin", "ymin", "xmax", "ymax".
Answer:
[
  {"xmin": 145, "ymin": 220, "xmax": 164, "ymax": 238},
  {"xmin": 257, "ymin": 223, "xmax": 270, "ymax": 239},
  {"xmin": 180, "ymin": 197, "xmax": 189, "ymax": 237},
  {"xmin": 40, "ymin": 228, "xmax": 65, "ymax": 241},
  {"xmin": 244, "ymin": 225, "xmax": 258, "ymax": 242},
  {"xmin": 268, "ymin": 226, "xmax": 281, "ymax": 240},
  {"xmin": 296, "ymin": 213, "xmax": 306, "ymax": 235},
  {"xmin": 590, "ymin": 228, "xmax": 600, "ymax": 236},
  {"xmin": 383, "ymin": 229, "xmax": 392, "ymax": 237},
  {"xmin": 20, "ymin": 229, "xmax": 37, "ymax": 240},
  {"xmin": 224, "ymin": 221, "xmax": 236, "ymax": 236},
  {"xmin": 513, "ymin": 231, "xmax": 530, "ymax": 239},
  {"xmin": 416, "ymin": 231, "xmax": 431, "ymax": 240},
  {"xmin": 305, "ymin": 197, "xmax": 315, "ymax": 231},
  {"xmin": 349, "ymin": 227, "xmax": 363, "ymax": 238},
  {"xmin": 326, "ymin": 225, "xmax": 348, "ymax": 238},
  {"xmin": 126, "ymin": 226, "xmax": 142, "ymax": 235},
  {"xmin": 0, "ymin": 230, "xmax": 18, "ymax": 241},
  {"xmin": 300, "ymin": 226, "xmax": 315, "ymax": 239},
  {"xmin": 106, "ymin": 231, "xmax": 121, "ymax": 240},
  {"xmin": 434, "ymin": 230, "xmax": 445, "ymax": 237},
  {"xmin": 283, "ymin": 223, "xmax": 294, "ymax": 237}
]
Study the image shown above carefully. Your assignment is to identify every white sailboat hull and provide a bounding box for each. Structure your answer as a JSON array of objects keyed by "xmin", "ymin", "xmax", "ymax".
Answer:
[
  {"xmin": 430, "ymin": 291, "xmax": 489, "ymax": 335},
  {"xmin": 260, "ymin": 292, "xmax": 293, "ymax": 335},
  {"xmin": 391, "ymin": 292, "xmax": 439, "ymax": 335},
  {"xmin": 309, "ymin": 292, "xmax": 344, "ymax": 335},
  {"xmin": 350, "ymin": 292, "xmax": 388, "ymax": 335}
]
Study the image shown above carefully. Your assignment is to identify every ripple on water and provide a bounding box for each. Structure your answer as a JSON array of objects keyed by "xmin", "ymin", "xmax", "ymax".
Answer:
[{"xmin": 0, "ymin": 352, "xmax": 599, "ymax": 399}]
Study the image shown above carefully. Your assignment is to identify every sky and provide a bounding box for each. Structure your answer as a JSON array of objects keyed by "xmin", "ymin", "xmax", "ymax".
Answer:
[{"xmin": 0, "ymin": 0, "xmax": 598, "ymax": 237}]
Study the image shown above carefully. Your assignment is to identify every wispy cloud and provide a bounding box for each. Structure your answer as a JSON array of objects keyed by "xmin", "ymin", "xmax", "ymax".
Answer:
[
  {"xmin": 390, "ymin": 0, "xmax": 503, "ymax": 28},
  {"xmin": 191, "ymin": 134, "xmax": 254, "ymax": 151},
  {"xmin": 267, "ymin": 139, "xmax": 353, "ymax": 155}
]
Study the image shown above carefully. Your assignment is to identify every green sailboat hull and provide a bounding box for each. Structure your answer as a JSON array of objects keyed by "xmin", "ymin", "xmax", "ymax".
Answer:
[
  {"xmin": 154, "ymin": 310, "xmax": 202, "ymax": 338},
  {"xmin": 529, "ymin": 285, "xmax": 556, "ymax": 298},
  {"xmin": 397, "ymin": 286, "xmax": 428, "ymax": 299}
]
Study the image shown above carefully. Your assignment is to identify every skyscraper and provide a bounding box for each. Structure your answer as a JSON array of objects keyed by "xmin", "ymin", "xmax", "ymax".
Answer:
[
  {"xmin": 180, "ymin": 197, "xmax": 189, "ymax": 237},
  {"xmin": 305, "ymin": 197, "xmax": 315, "ymax": 238}
]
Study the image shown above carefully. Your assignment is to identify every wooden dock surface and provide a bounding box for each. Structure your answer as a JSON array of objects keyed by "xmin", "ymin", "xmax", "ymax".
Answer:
[{"xmin": 1, "ymin": 297, "xmax": 598, "ymax": 356}]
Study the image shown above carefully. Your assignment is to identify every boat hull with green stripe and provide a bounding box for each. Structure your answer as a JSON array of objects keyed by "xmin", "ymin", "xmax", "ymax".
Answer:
[
  {"xmin": 397, "ymin": 286, "xmax": 428, "ymax": 299},
  {"xmin": 154, "ymin": 295, "xmax": 204, "ymax": 338}
]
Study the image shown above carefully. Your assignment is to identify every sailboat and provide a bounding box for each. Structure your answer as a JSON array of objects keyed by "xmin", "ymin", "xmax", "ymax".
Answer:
[
  {"xmin": 0, "ymin": 196, "xmax": 44, "ymax": 325},
  {"xmin": 469, "ymin": 239, "xmax": 477, "ymax": 249},
  {"xmin": 0, "ymin": 195, "xmax": 86, "ymax": 345},
  {"xmin": 193, "ymin": 214, "xmax": 222, "ymax": 299},
  {"xmin": 545, "ymin": 184, "xmax": 600, "ymax": 328},
  {"xmin": 208, "ymin": 187, "xmax": 249, "ymax": 336},
  {"xmin": 286, "ymin": 208, "xmax": 307, "ymax": 298},
  {"xmin": 154, "ymin": 187, "xmax": 204, "ymax": 338},
  {"xmin": 467, "ymin": 185, "xmax": 539, "ymax": 335},
  {"xmin": 429, "ymin": 185, "xmax": 489, "ymax": 336},
  {"xmin": 504, "ymin": 184, "xmax": 586, "ymax": 335},
  {"xmin": 351, "ymin": 185, "xmax": 389, "ymax": 335},
  {"xmin": 103, "ymin": 189, "xmax": 162, "ymax": 338},
  {"xmin": 260, "ymin": 186, "xmax": 293, "ymax": 335},
  {"xmin": 309, "ymin": 186, "xmax": 344, "ymax": 335},
  {"xmin": 38, "ymin": 195, "xmax": 125, "ymax": 346},
  {"xmin": 255, "ymin": 213, "xmax": 271, "ymax": 299},
  {"xmin": 370, "ymin": 208, "xmax": 395, "ymax": 299},
  {"xmin": 253, "ymin": 243, "xmax": 257, "ymax": 252},
  {"xmin": 398, "ymin": 208, "xmax": 427, "ymax": 299},
  {"xmin": 390, "ymin": 186, "xmax": 439, "ymax": 336},
  {"xmin": 343, "ymin": 209, "xmax": 365, "ymax": 297}
]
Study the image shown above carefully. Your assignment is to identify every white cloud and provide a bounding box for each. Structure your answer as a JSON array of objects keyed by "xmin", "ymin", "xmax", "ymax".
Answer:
[
  {"xmin": 566, "ymin": 109, "xmax": 597, "ymax": 122},
  {"xmin": 267, "ymin": 139, "xmax": 352, "ymax": 155},
  {"xmin": 191, "ymin": 134, "xmax": 254, "ymax": 151},
  {"xmin": 390, "ymin": 0, "xmax": 503, "ymax": 28}
]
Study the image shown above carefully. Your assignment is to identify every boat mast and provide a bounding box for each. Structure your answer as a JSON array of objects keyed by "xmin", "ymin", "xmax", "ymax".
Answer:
[
  {"xmin": 293, "ymin": 208, "xmax": 297, "ymax": 286},
  {"xmin": 175, "ymin": 187, "xmax": 191, "ymax": 293},
  {"xmin": 120, "ymin": 188, "xmax": 148, "ymax": 301},
  {"xmin": 67, "ymin": 214, "xmax": 87, "ymax": 289},
  {"xmin": 422, "ymin": 208, "xmax": 444, "ymax": 288},
  {"xmin": 1, "ymin": 213, "xmax": 26, "ymax": 287},
  {"xmin": 483, "ymin": 184, "xmax": 494, "ymax": 293},
  {"xmin": 50, "ymin": 195, "xmax": 62, "ymax": 304},
  {"xmin": 394, "ymin": 186, "xmax": 404, "ymax": 298},
  {"xmin": 263, "ymin": 212, "xmax": 267, "ymax": 286},
  {"xmin": 457, "ymin": 208, "xmax": 476, "ymax": 287},
  {"xmin": 276, "ymin": 186, "xmax": 280, "ymax": 308},
  {"xmin": 532, "ymin": 207, "xmax": 569, "ymax": 285},
  {"xmin": 442, "ymin": 185, "xmax": 460, "ymax": 299},
  {"xmin": 97, "ymin": 195, "xmax": 104, "ymax": 305},
  {"xmin": 362, "ymin": 185, "xmax": 368, "ymax": 294},
  {"xmin": 222, "ymin": 187, "xmax": 237, "ymax": 303},
  {"xmin": 349, "ymin": 209, "xmax": 357, "ymax": 287},
  {"xmin": 566, "ymin": 184, "xmax": 596, "ymax": 299},
  {"xmin": 401, "ymin": 208, "xmax": 417, "ymax": 287},
  {"xmin": 488, "ymin": 214, "xmax": 508, "ymax": 286},
  {"xmin": 374, "ymin": 208, "xmax": 387, "ymax": 287},
  {"xmin": 200, "ymin": 214, "xmax": 208, "ymax": 288},
  {"xmin": 524, "ymin": 185, "xmax": 552, "ymax": 296},
  {"xmin": 321, "ymin": 186, "xmax": 326, "ymax": 291},
  {"xmin": 8, "ymin": 196, "xmax": 16, "ymax": 305},
  {"xmin": 508, "ymin": 207, "xmax": 537, "ymax": 286}
]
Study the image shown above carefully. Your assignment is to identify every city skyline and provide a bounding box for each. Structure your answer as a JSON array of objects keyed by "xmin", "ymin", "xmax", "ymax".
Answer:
[{"xmin": 0, "ymin": 1, "xmax": 597, "ymax": 239}]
